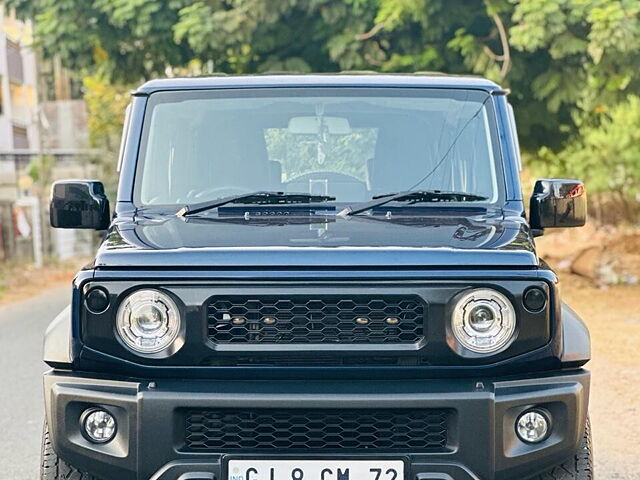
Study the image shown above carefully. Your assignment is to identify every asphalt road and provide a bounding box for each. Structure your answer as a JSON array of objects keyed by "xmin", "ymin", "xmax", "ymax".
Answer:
[{"xmin": 0, "ymin": 286, "xmax": 71, "ymax": 480}]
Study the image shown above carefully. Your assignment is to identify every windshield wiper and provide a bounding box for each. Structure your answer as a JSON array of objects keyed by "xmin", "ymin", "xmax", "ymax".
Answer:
[
  {"xmin": 339, "ymin": 94, "xmax": 491, "ymax": 218},
  {"xmin": 177, "ymin": 191, "xmax": 336, "ymax": 217},
  {"xmin": 338, "ymin": 190, "xmax": 487, "ymax": 216}
]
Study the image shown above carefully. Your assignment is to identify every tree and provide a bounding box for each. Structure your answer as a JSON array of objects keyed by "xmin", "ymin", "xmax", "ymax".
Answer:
[
  {"xmin": 536, "ymin": 95, "xmax": 640, "ymax": 222},
  {"xmin": 5, "ymin": 0, "xmax": 640, "ymax": 214},
  {"xmin": 82, "ymin": 74, "xmax": 132, "ymax": 195},
  {"xmin": 6, "ymin": 0, "xmax": 193, "ymax": 82},
  {"xmin": 13, "ymin": 0, "xmax": 638, "ymax": 151}
]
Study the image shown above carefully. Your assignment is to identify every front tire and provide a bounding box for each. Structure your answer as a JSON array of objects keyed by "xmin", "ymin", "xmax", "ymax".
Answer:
[
  {"xmin": 533, "ymin": 416, "xmax": 593, "ymax": 479},
  {"xmin": 41, "ymin": 423, "xmax": 97, "ymax": 480}
]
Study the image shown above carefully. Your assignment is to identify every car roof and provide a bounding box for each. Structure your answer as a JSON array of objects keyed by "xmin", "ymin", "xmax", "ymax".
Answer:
[{"xmin": 135, "ymin": 73, "xmax": 503, "ymax": 95}]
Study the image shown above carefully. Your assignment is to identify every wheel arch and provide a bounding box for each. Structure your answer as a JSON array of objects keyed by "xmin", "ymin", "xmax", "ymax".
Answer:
[
  {"xmin": 560, "ymin": 303, "xmax": 591, "ymax": 367},
  {"xmin": 44, "ymin": 305, "xmax": 74, "ymax": 368}
]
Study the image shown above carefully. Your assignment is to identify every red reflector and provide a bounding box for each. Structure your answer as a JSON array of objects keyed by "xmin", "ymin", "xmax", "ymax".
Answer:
[{"xmin": 565, "ymin": 184, "xmax": 584, "ymax": 198}]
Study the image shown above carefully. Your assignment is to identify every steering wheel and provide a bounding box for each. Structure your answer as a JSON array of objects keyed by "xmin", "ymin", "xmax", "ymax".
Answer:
[{"xmin": 187, "ymin": 186, "xmax": 254, "ymax": 202}]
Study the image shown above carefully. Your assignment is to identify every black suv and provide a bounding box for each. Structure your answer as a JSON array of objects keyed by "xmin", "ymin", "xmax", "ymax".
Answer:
[{"xmin": 43, "ymin": 74, "xmax": 591, "ymax": 480}]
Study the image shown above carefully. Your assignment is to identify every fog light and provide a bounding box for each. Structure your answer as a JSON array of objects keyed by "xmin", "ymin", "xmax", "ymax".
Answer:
[
  {"xmin": 516, "ymin": 409, "xmax": 550, "ymax": 443},
  {"xmin": 81, "ymin": 408, "xmax": 117, "ymax": 444}
]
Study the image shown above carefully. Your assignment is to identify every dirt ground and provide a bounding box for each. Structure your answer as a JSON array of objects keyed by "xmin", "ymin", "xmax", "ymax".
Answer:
[
  {"xmin": 537, "ymin": 228, "xmax": 640, "ymax": 479},
  {"xmin": 563, "ymin": 282, "xmax": 639, "ymax": 479},
  {"xmin": 0, "ymin": 259, "xmax": 84, "ymax": 306}
]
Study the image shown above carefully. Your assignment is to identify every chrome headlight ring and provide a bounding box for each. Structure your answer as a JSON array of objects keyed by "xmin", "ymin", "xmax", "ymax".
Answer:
[
  {"xmin": 451, "ymin": 288, "xmax": 517, "ymax": 354},
  {"xmin": 115, "ymin": 289, "xmax": 184, "ymax": 357}
]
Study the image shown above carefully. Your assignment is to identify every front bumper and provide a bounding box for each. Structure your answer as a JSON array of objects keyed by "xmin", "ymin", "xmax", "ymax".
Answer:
[{"xmin": 44, "ymin": 369, "xmax": 589, "ymax": 480}]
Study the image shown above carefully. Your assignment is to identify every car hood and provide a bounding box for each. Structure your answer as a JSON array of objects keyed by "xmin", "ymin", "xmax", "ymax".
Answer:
[{"xmin": 94, "ymin": 209, "xmax": 538, "ymax": 268}]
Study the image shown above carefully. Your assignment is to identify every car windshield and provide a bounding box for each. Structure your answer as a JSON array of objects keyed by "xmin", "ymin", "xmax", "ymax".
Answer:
[{"xmin": 136, "ymin": 88, "xmax": 502, "ymax": 209}]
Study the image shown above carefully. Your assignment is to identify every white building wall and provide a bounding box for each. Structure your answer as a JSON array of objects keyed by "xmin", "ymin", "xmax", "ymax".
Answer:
[
  {"xmin": 0, "ymin": 13, "xmax": 13, "ymax": 151},
  {"xmin": 0, "ymin": 6, "xmax": 39, "ymax": 151}
]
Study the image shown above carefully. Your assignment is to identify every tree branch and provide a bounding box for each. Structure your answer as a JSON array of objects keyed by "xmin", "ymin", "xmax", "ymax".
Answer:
[
  {"xmin": 491, "ymin": 12, "xmax": 511, "ymax": 78},
  {"xmin": 483, "ymin": 45, "xmax": 504, "ymax": 61},
  {"xmin": 356, "ymin": 21, "xmax": 386, "ymax": 41}
]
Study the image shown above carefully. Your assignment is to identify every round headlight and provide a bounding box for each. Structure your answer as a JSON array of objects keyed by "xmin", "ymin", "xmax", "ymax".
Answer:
[
  {"xmin": 116, "ymin": 289, "xmax": 182, "ymax": 355},
  {"xmin": 451, "ymin": 288, "xmax": 516, "ymax": 354}
]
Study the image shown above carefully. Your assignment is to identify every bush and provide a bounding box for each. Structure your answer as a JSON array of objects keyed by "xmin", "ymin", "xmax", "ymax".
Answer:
[{"xmin": 532, "ymin": 95, "xmax": 640, "ymax": 224}]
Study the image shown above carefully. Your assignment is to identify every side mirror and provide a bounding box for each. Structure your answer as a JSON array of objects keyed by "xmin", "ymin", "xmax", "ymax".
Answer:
[
  {"xmin": 50, "ymin": 180, "xmax": 110, "ymax": 230},
  {"xmin": 529, "ymin": 179, "xmax": 586, "ymax": 232}
]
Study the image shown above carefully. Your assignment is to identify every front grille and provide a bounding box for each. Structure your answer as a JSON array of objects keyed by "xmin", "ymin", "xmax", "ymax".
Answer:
[
  {"xmin": 185, "ymin": 409, "xmax": 451, "ymax": 452},
  {"xmin": 206, "ymin": 295, "xmax": 425, "ymax": 344}
]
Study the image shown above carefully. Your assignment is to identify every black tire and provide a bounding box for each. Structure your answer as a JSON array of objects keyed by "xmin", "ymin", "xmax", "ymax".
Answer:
[
  {"xmin": 41, "ymin": 423, "xmax": 97, "ymax": 480},
  {"xmin": 532, "ymin": 416, "xmax": 593, "ymax": 480}
]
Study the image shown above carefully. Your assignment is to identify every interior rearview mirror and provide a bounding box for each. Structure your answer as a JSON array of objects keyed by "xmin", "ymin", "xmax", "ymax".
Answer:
[
  {"xmin": 529, "ymin": 178, "xmax": 586, "ymax": 232},
  {"xmin": 50, "ymin": 180, "xmax": 110, "ymax": 230},
  {"xmin": 288, "ymin": 116, "xmax": 351, "ymax": 135}
]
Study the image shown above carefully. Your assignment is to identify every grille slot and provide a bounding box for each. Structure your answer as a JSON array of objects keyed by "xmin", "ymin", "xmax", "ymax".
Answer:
[
  {"xmin": 185, "ymin": 409, "xmax": 450, "ymax": 452},
  {"xmin": 206, "ymin": 295, "xmax": 425, "ymax": 344}
]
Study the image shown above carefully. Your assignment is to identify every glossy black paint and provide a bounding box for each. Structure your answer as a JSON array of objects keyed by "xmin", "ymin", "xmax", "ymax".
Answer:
[
  {"xmin": 96, "ymin": 208, "xmax": 538, "ymax": 268},
  {"xmin": 43, "ymin": 75, "xmax": 592, "ymax": 378},
  {"xmin": 79, "ymin": 278, "xmax": 552, "ymax": 372},
  {"xmin": 43, "ymin": 75, "xmax": 592, "ymax": 480},
  {"xmin": 50, "ymin": 180, "xmax": 110, "ymax": 230},
  {"xmin": 530, "ymin": 179, "xmax": 587, "ymax": 230}
]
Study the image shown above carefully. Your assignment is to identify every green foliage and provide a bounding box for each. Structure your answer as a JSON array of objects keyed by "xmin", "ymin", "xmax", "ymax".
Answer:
[
  {"xmin": 6, "ymin": 0, "xmax": 192, "ymax": 82},
  {"xmin": 509, "ymin": 0, "xmax": 640, "ymax": 112},
  {"xmin": 82, "ymin": 75, "xmax": 130, "ymax": 152},
  {"xmin": 82, "ymin": 75, "xmax": 131, "ymax": 194},
  {"xmin": 537, "ymin": 95, "xmax": 640, "ymax": 198},
  {"xmin": 5, "ymin": 0, "xmax": 640, "ymax": 212},
  {"xmin": 26, "ymin": 154, "xmax": 55, "ymax": 187}
]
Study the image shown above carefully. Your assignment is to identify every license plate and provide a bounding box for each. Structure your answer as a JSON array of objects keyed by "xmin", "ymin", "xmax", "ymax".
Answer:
[{"xmin": 227, "ymin": 460, "xmax": 404, "ymax": 480}]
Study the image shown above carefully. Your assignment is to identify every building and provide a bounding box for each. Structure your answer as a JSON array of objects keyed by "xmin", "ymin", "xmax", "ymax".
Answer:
[
  {"xmin": 0, "ymin": 6, "xmax": 39, "ymax": 151},
  {"xmin": 0, "ymin": 7, "xmax": 95, "ymax": 264}
]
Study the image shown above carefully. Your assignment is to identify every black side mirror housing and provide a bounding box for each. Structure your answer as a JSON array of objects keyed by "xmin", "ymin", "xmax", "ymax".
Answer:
[
  {"xmin": 50, "ymin": 180, "xmax": 110, "ymax": 230},
  {"xmin": 529, "ymin": 179, "xmax": 586, "ymax": 232}
]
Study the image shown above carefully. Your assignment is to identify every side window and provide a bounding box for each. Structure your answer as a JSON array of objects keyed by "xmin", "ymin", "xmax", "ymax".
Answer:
[
  {"xmin": 117, "ymin": 103, "xmax": 132, "ymax": 173},
  {"xmin": 507, "ymin": 103, "xmax": 522, "ymax": 171}
]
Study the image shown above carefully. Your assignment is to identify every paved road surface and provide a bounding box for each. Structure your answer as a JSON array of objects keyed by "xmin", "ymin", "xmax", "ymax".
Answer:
[{"xmin": 0, "ymin": 287, "xmax": 71, "ymax": 480}]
